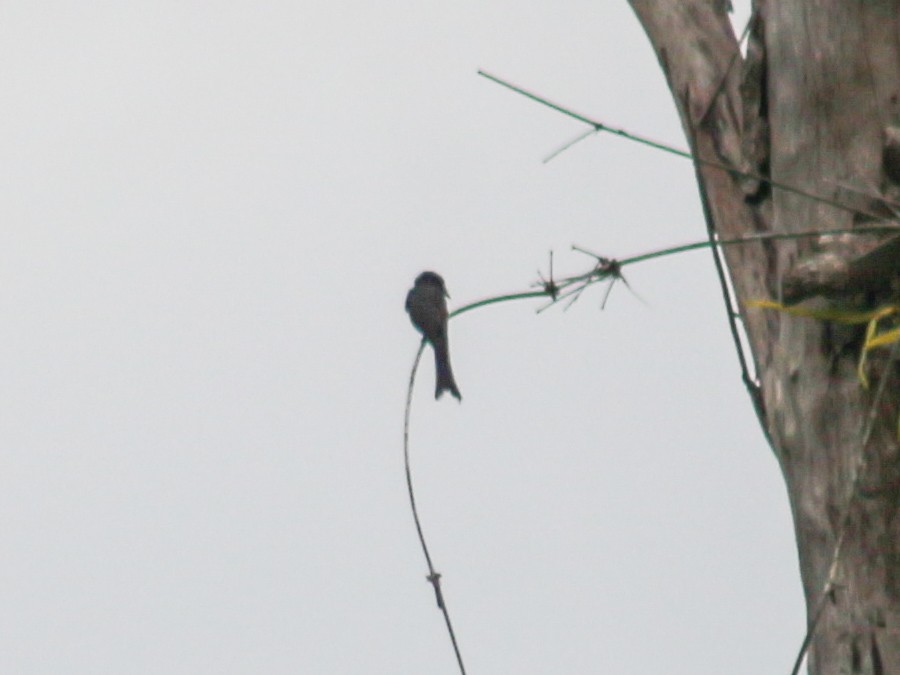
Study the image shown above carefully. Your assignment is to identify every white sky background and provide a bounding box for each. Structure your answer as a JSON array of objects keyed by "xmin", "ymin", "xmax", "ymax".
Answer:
[{"xmin": 0, "ymin": 1, "xmax": 806, "ymax": 673}]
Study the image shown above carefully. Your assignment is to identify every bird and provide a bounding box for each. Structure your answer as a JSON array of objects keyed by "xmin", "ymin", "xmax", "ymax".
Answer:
[{"xmin": 405, "ymin": 271, "xmax": 462, "ymax": 401}]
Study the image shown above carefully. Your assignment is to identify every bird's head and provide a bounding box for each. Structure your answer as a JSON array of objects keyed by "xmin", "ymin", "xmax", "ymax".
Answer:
[{"xmin": 414, "ymin": 271, "xmax": 449, "ymax": 297}]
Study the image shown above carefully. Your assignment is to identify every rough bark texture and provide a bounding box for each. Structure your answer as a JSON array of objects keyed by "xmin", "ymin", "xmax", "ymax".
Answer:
[{"xmin": 628, "ymin": 1, "xmax": 900, "ymax": 673}]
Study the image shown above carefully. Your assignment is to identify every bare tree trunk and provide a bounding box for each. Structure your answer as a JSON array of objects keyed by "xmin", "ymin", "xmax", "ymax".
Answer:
[{"xmin": 628, "ymin": 1, "xmax": 900, "ymax": 673}]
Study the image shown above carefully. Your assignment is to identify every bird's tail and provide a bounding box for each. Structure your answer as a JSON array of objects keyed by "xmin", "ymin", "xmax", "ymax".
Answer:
[{"xmin": 433, "ymin": 336, "xmax": 461, "ymax": 401}]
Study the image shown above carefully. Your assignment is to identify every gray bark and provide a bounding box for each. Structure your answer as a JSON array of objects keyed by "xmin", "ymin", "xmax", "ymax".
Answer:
[{"xmin": 628, "ymin": 1, "xmax": 900, "ymax": 673}]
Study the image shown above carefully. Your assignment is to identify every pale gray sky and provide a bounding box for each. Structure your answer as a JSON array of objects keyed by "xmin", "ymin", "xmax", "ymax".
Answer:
[{"xmin": 0, "ymin": 2, "xmax": 803, "ymax": 673}]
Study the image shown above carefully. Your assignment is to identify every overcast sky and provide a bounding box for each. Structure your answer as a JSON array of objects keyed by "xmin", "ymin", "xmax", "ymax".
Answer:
[{"xmin": 0, "ymin": 2, "xmax": 806, "ymax": 673}]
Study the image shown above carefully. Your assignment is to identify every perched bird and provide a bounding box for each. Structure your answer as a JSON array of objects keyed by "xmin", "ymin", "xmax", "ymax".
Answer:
[{"xmin": 405, "ymin": 271, "xmax": 462, "ymax": 401}]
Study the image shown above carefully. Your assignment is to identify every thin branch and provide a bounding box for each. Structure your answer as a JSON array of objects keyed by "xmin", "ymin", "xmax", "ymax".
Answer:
[
  {"xmin": 404, "ymin": 342, "xmax": 467, "ymax": 675},
  {"xmin": 697, "ymin": 12, "xmax": 754, "ymax": 125},
  {"xmin": 617, "ymin": 225, "xmax": 900, "ymax": 267},
  {"xmin": 449, "ymin": 225, "xmax": 900, "ymax": 321},
  {"xmin": 543, "ymin": 127, "xmax": 598, "ymax": 163},
  {"xmin": 827, "ymin": 178, "xmax": 900, "ymax": 213},
  {"xmin": 477, "ymin": 70, "xmax": 896, "ymax": 223},
  {"xmin": 478, "ymin": 70, "xmax": 692, "ymax": 161},
  {"xmin": 450, "ymin": 290, "xmax": 549, "ymax": 319}
]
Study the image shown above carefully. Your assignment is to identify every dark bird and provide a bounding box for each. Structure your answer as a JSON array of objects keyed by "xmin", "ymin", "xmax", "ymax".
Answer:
[{"xmin": 405, "ymin": 271, "xmax": 462, "ymax": 401}]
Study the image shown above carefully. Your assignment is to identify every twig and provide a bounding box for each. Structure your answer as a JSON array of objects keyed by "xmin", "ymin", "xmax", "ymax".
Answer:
[
  {"xmin": 683, "ymin": 89, "xmax": 762, "ymax": 440},
  {"xmin": 478, "ymin": 70, "xmax": 692, "ymax": 161},
  {"xmin": 827, "ymin": 178, "xmax": 900, "ymax": 214},
  {"xmin": 571, "ymin": 246, "xmax": 645, "ymax": 308},
  {"xmin": 543, "ymin": 127, "xmax": 598, "ymax": 163},
  {"xmin": 536, "ymin": 250, "xmax": 559, "ymax": 300},
  {"xmin": 616, "ymin": 225, "xmax": 900, "ymax": 268},
  {"xmin": 697, "ymin": 12, "xmax": 754, "ymax": 125},
  {"xmin": 476, "ymin": 70, "xmax": 895, "ymax": 223},
  {"xmin": 404, "ymin": 343, "xmax": 467, "ymax": 675},
  {"xmin": 449, "ymin": 225, "xmax": 900, "ymax": 321}
]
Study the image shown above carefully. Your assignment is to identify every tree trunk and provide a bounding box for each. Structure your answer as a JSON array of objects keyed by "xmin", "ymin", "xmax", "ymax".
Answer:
[{"xmin": 628, "ymin": 1, "xmax": 900, "ymax": 673}]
